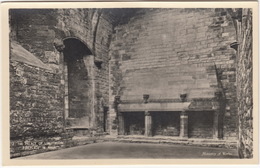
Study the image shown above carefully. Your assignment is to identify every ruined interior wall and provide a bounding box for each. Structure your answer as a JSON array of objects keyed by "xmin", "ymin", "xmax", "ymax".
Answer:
[
  {"xmin": 10, "ymin": 9, "xmax": 60, "ymax": 64},
  {"xmin": 9, "ymin": 9, "xmax": 66, "ymax": 158},
  {"xmin": 57, "ymin": 9, "xmax": 112, "ymax": 96},
  {"xmin": 109, "ymin": 8, "xmax": 238, "ymax": 139},
  {"xmin": 93, "ymin": 13, "xmax": 113, "ymax": 131},
  {"xmin": 236, "ymin": 9, "xmax": 253, "ymax": 158},
  {"xmin": 9, "ymin": 9, "xmax": 113, "ymax": 157},
  {"xmin": 57, "ymin": 9, "xmax": 113, "ymax": 131},
  {"xmin": 10, "ymin": 61, "xmax": 67, "ymax": 157}
]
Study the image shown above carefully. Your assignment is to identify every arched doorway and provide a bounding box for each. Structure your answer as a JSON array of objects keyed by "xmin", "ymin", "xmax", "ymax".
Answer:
[{"xmin": 63, "ymin": 38, "xmax": 95, "ymax": 128}]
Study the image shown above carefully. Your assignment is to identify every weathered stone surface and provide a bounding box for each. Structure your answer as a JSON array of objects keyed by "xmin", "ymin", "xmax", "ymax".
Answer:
[
  {"xmin": 11, "ymin": 42, "xmax": 52, "ymax": 70},
  {"xmin": 9, "ymin": 8, "xmax": 113, "ymax": 158},
  {"xmin": 109, "ymin": 8, "xmax": 238, "ymax": 140},
  {"xmin": 235, "ymin": 9, "xmax": 253, "ymax": 158},
  {"xmin": 9, "ymin": 8, "xmax": 252, "ymax": 158}
]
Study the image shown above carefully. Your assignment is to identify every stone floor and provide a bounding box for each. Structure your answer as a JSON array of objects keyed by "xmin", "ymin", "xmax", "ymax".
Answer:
[{"xmin": 16, "ymin": 142, "xmax": 239, "ymax": 159}]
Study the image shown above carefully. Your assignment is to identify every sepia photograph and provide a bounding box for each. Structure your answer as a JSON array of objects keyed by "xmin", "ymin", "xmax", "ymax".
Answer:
[{"xmin": 1, "ymin": 1, "xmax": 258, "ymax": 166}]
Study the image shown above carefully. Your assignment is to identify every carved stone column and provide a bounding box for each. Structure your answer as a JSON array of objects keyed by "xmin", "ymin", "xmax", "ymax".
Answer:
[
  {"xmin": 112, "ymin": 95, "xmax": 120, "ymax": 136},
  {"xmin": 118, "ymin": 112, "xmax": 125, "ymax": 135},
  {"xmin": 213, "ymin": 91, "xmax": 224, "ymax": 139},
  {"xmin": 83, "ymin": 55, "xmax": 96, "ymax": 128},
  {"xmin": 63, "ymin": 60, "xmax": 69, "ymax": 119},
  {"xmin": 213, "ymin": 110, "xmax": 219, "ymax": 139},
  {"xmin": 180, "ymin": 111, "xmax": 188, "ymax": 138},
  {"xmin": 145, "ymin": 111, "xmax": 152, "ymax": 137}
]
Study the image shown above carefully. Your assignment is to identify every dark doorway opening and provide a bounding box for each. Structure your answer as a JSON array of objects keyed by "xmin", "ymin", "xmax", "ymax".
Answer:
[
  {"xmin": 152, "ymin": 112, "xmax": 180, "ymax": 136},
  {"xmin": 63, "ymin": 38, "xmax": 92, "ymax": 119},
  {"xmin": 124, "ymin": 112, "xmax": 145, "ymax": 135},
  {"xmin": 188, "ymin": 111, "xmax": 214, "ymax": 139}
]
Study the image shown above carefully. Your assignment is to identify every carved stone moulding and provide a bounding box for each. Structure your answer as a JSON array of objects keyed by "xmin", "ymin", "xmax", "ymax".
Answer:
[
  {"xmin": 53, "ymin": 38, "xmax": 65, "ymax": 52},
  {"xmin": 143, "ymin": 94, "xmax": 149, "ymax": 104},
  {"xmin": 230, "ymin": 41, "xmax": 239, "ymax": 51},
  {"xmin": 94, "ymin": 57, "xmax": 103, "ymax": 69},
  {"xmin": 114, "ymin": 95, "xmax": 121, "ymax": 104},
  {"xmin": 180, "ymin": 93, "xmax": 187, "ymax": 102}
]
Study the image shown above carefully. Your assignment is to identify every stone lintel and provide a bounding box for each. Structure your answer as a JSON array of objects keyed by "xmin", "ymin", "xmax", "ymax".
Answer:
[{"xmin": 118, "ymin": 102, "xmax": 191, "ymax": 112}]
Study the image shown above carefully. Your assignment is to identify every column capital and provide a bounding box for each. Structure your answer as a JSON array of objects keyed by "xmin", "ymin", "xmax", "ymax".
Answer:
[
  {"xmin": 114, "ymin": 95, "xmax": 121, "ymax": 104},
  {"xmin": 180, "ymin": 93, "xmax": 187, "ymax": 102},
  {"xmin": 143, "ymin": 94, "xmax": 149, "ymax": 104},
  {"xmin": 214, "ymin": 110, "xmax": 220, "ymax": 115},
  {"xmin": 181, "ymin": 110, "xmax": 188, "ymax": 115},
  {"xmin": 53, "ymin": 38, "xmax": 65, "ymax": 52},
  {"xmin": 145, "ymin": 111, "xmax": 151, "ymax": 116}
]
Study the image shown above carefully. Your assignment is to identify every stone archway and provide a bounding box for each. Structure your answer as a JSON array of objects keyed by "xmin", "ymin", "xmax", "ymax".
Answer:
[{"xmin": 62, "ymin": 38, "xmax": 96, "ymax": 129}]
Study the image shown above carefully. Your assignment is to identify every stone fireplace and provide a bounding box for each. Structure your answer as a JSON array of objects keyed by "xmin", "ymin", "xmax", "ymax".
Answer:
[{"xmin": 112, "ymin": 63, "xmax": 225, "ymax": 140}]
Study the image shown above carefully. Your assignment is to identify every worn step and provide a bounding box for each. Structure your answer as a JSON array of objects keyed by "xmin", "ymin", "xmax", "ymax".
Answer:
[{"xmin": 113, "ymin": 135, "xmax": 237, "ymax": 149}]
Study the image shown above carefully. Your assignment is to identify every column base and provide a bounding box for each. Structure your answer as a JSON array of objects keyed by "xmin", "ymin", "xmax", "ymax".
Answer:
[{"xmin": 179, "ymin": 135, "xmax": 188, "ymax": 139}]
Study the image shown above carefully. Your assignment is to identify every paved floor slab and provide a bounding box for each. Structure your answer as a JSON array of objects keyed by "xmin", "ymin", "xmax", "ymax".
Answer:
[{"xmin": 16, "ymin": 142, "xmax": 239, "ymax": 159}]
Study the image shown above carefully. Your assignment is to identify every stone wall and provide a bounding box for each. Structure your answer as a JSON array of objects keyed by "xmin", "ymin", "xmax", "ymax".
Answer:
[
  {"xmin": 57, "ymin": 9, "xmax": 113, "ymax": 131},
  {"xmin": 9, "ymin": 7, "xmax": 253, "ymax": 158},
  {"xmin": 9, "ymin": 60, "xmax": 67, "ymax": 157},
  {"xmin": 236, "ymin": 9, "xmax": 253, "ymax": 158},
  {"xmin": 10, "ymin": 8, "xmax": 113, "ymax": 115},
  {"xmin": 9, "ymin": 9, "xmax": 114, "ymax": 157},
  {"xmin": 109, "ymin": 8, "xmax": 238, "ymax": 139}
]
